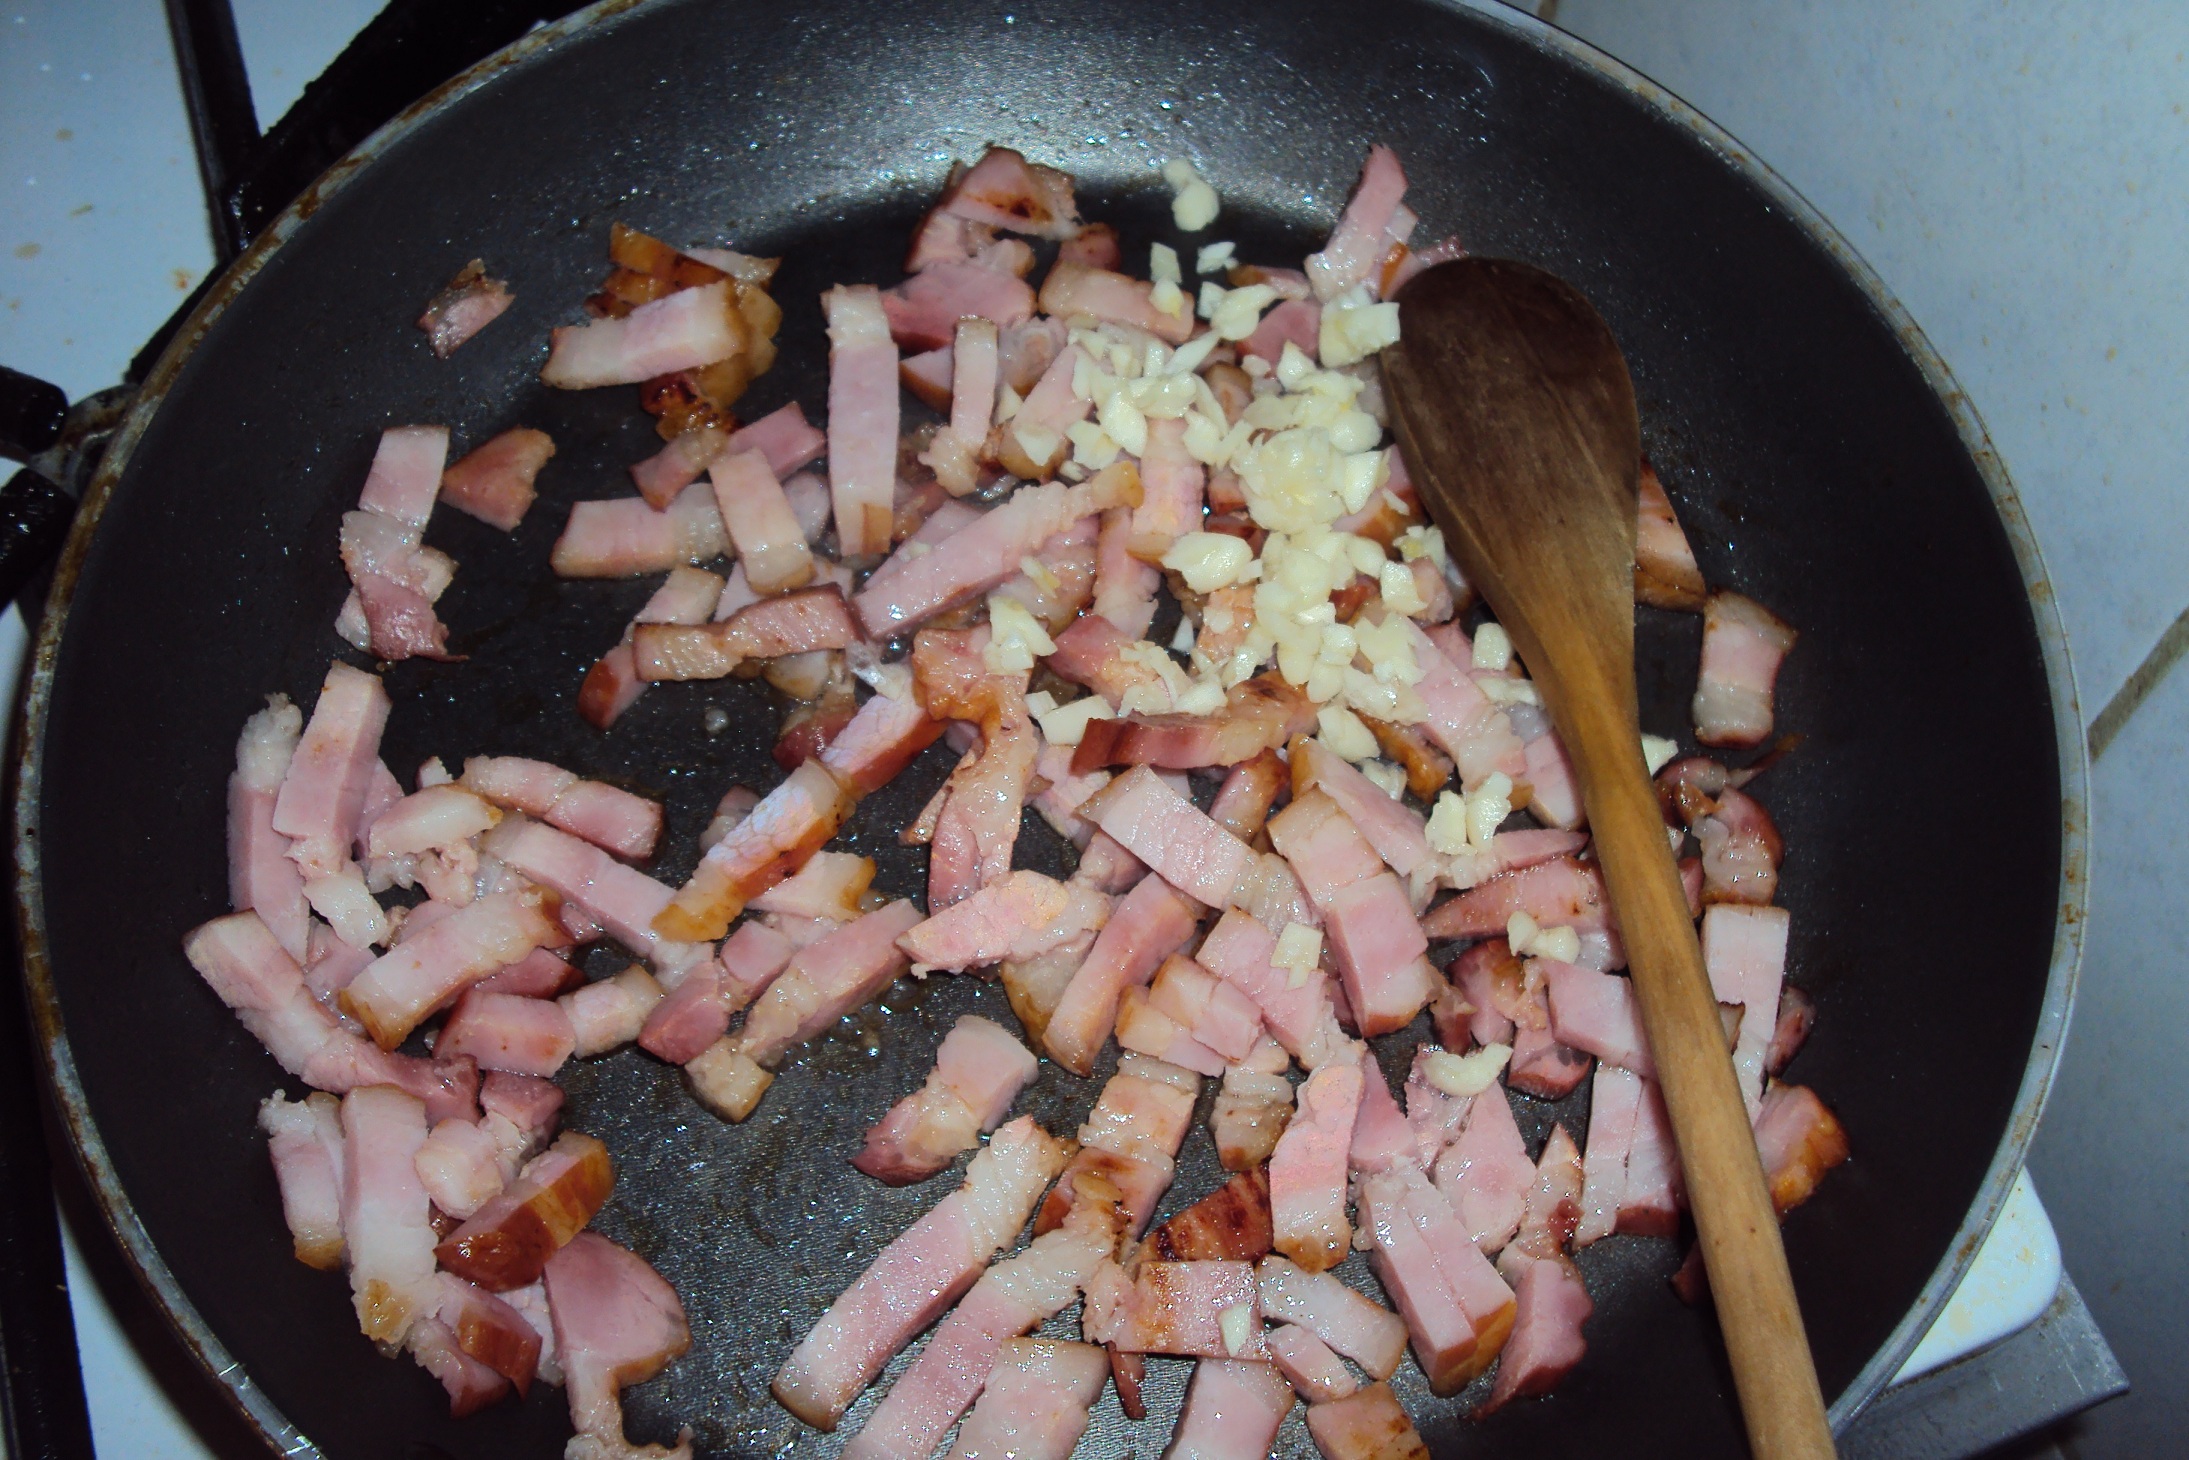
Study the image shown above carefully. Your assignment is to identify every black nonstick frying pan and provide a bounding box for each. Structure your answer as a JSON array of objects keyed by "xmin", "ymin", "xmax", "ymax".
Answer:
[{"xmin": 12, "ymin": 0, "xmax": 2087, "ymax": 1455}]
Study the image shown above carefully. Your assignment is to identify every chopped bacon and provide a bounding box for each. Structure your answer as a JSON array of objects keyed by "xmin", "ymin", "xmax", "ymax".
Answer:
[
  {"xmin": 1290, "ymin": 736, "xmax": 1431, "ymax": 880},
  {"xmin": 440, "ymin": 988, "xmax": 577, "ymax": 1077},
  {"xmin": 1115, "ymin": 985, "xmax": 1226, "ymax": 1076},
  {"xmin": 773, "ymin": 1116, "xmax": 1068, "ymax": 1430},
  {"xmin": 1618, "ymin": 1078, "xmax": 1686, "ymax": 1236},
  {"xmin": 578, "ymin": 564, "xmax": 725, "ymax": 730},
  {"xmin": 365, "ymin": 783, "xmax": 497, "ymax": 860},
  {"xmin": 1268, "ymin": 792, "xmax": 1436, "ymax": 1037},
  {"xmin": 1043, "ymin": 611, "xmax": 1167, "ymax": 705},
  {"xmin": 940, "ymin": 1338, "xmax": 1108, "ymax": 1460},
  {"xmin": 852, "ymin": 1015, "xmax": 1040, "ymax": 1185},
  {"xmin": 824, "ymin": 284, "xmax": 899, "ymax": 559},
  {"xmin": 1694, "ymin": 590, "xmax": 1798, "ymax": 747},
  {"xmin": 1147, "ymin": 953, "xmax": 1264, "ymax": 1062},
  {"xmin": 1242, "ymin": 296, "xmax": 1322, "ymax": 363},
  {"xmin": 435, "ymin": 1130, "xmax": 612, "ymax": 1291},
  {"xmin": 338, "ymin": 890, "xmax": 559, "ymax": 1049},
  {"xmin": 1207, "ymin": 748, "xmax": 1287, "ymax": 845},
  {"xmin": 543, "ymin": 1230, "xmax": 694, "ymax": 1459},
  {"xmin": 1754, "ymin": 1082, "xmax": 1849, "ymax": 1214},
  {"xmin": 414, "ymin": 1115, "xmax": 509, "ymax": 1221},
  {"xmin": 657, "ymin": 759, "xmax": 854, "ymax": 940},
  {"xmin": 551, "ymin": 482, "xmax": 728, "ymax": 578},
  {"xmin": 1213, "ymin": 1037, "xmax": 1295, "ymax": 1172},
  {"xmin": 1358, "ymin": 1161, "xmax": 1515, "ymax": 1394},
  {"xmin": 1168, "ymin": 1359, "xmax": 1296, "ymax": 1455},
  {"xmin": 543, "ymin": 279, "xmax": 741, "ymax": 389},
  {"xmin": 1304, "ymin": 1380, "xmax": 1431, "ymax": 1460},
  {"xmin": 1575, "ymin": 1061, "xmax": 1643, "ymax": 1247},
  {"xmin": 634, "ymin": 584, "xmax": 858, "ymax": 681},
  {"xmin": 938, "ymin": 147, "xmax": 1082, "ymax": 239},
  {"xmin": 1269, "ymin": 1059, "xmax": 1364, "ymax": 1272},
  {"xmin": 1430, "ymin": 1080, "xmax": 1534, "ymax": 1256},
  {"xmin": 417, "ymin": 259, "xmax": 512, "ymax": 358},
  {"xmin": 1198, "ymin": 908, "xmax": 1350, "ymax": 1071},
  {"xmin": 923, "ymin": 318, "xmax": 1000, "ymax": 496},
  {"xmin": 1039, "ymin": 1055, "xmax": 1200, "ymax": 1238},
  {"xmin": 1306, "ymin": 146, "xmax": 1409, "ymax": 301},
  {"xmin": 1702, "ymin": 903, "xmax": 1789, "ymax": 1114},
  {"xmin": 1091, "ymin": 505, "xmax": 1160, "ymax": 638},
  {"xmin": 897, "ymin": 870, "xmax": 1111, "ymax": 973},
  {"xmin": 709, "ymin": 448, "xmax": 814, "ymax": 594},
  {"xmin": 439, "ymin": 427, "xmax": 553, "ymax": 532},
  {"xmin": 1542, "ymin": 960, "xmax": 1653, "ymax": 1079},
  {"xmin": 1146, "ymin": 1168, "xmax": 1273, "ymax": 1265},
  {"xmin": 340, "ymin": 1085, "xmax": 438, "ymax": 1345},
  {"xmin": 559, "ymin": 965, "xmax": 666, "ymax": 1057},
  {"xmin": 482, "ymin": 817, "xmax": 697, "ymax": 973},
  {"xmin": 1400, "ymin": 618, "xmax": 1525, "ymax": 791},
  {"xmin": 260, "ymin": 1091, "xmax": 346, "ymax": 1269},
  {"xmin": 429, "ymin": 1272, "xmax": 542, "ymax": 1397},
  {"xmin": 815, "ymin": 686, "xmax": 943, "ymax": 796},
  {"xmin": 1128, "ymin": 414, "xmax": 1206, "ymax": 555},
  {"xmin": 732, "ymin": 899, "xmax": 921, "ymax": 1074},
  {"xmin": 904, "ymin": 208, "xmax": 1037, "ymax": 275},
  {"xmin": 1082, "ymin": 1259, "xmax": 1269, "ymax": 1359},
  {"xmin": 994, "ymin": 512, "xmax": 1098, "ymax": 632},
  {"xmin": 1037, "ymin": 259, "xmax": 1195, "ymax": 344},
  {"xmin": 855, "ymin": 463, "xmax": 1138, "ymax": 636},
  {"xmin": 1424, "ymin": 854, "xmax": 1608, "ymax": 941},
  {"xmin": 1071, "ymin": 672, "xmax": 1319, "ymax": 773},
  {"xmin": 1349, "ymin": 1055, "xmax": 1419, "ymax": 1177},
  {"xmin": 629, "ymin": 425, "xmax": 728, "ymax": 508},
  {"xmin": 1256, "ymin": 1257, "xmax": 1407, "ymax": 1383},
  {"xmin": 272, "ymin": 661, "xmax": 392, "ymax": 880},
  {"xmin": 882, "ymin": 264, "xmax": 1036, "ymax": 351},
  {"xmin": 1634, "ymin": 460, "xmax": 1706, "ymax": 610},
  {"xmin": 1057, "ymin": 221, "xmax": 1121, "ymax": 269},
  {"xmin": 1270, "ymin": 1322, "xmax": 1358, "ymax": 1402},
  {"xmin": 1692, "ymin": 785, "xmax": 1785, "ymax": 905},
  {"xmin": 229, "ymin": 695, "xmax": 310, "ymax": 960},
  {"xmin": 843, "ymin": 1177, "xmax": 1122, "ymax": 1460},
  {"xmin": 1043, "ymin": 873, "xmax": 1201, "ymax": 1076},
  {"xmin": 1076, "ymin": 765, "xmax": 1254, "ymax": 908},
  {"xmin": 913, "ymin": 629, "xmax": 1040, "ymax": 908},
  {"xmin": 989, "ymin": 342, "xmax": 1090, "ymax": 479},
  {"xmin": 1766, "ymin": 984, "xmax": 1816, "ymax": 1077}
]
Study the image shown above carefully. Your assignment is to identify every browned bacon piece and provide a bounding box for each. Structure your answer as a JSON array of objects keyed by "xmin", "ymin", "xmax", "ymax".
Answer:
[
  {"xmin": 417, "ymin": 259, "xmax": 512, "ymax": 358},
  {"xmin": 434, "ymin": 1131, "xmax": 613, "ymax": 1291},
  {"xmin": 1145, "ymin": 1168, "xmax": 1274, "ymax": 1264},
  {"xmin": 633, "ymin": 585, "xmax": 859, "ymax": 682}
]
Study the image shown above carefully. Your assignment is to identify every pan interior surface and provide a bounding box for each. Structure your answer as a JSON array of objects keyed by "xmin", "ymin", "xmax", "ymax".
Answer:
[{"xmin": 24, "ymin": 0, "xmax": 2062, "ymax": 1456}]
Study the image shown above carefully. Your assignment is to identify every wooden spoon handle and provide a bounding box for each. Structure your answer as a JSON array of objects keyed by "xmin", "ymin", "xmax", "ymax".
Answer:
[{"xmin": 1560, "ymin": 686, "xmax": 1838, "ymax": 1460}]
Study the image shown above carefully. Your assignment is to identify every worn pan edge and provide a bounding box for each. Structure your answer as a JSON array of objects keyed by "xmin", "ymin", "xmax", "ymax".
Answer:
[{"xmin": 7, "ymin": 0, "xmax": 2088, "ymax": 1452}]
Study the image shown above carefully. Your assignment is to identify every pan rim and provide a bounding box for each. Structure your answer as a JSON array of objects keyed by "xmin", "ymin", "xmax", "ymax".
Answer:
[{"xmin": 9, "ymin": 0, "xmax": 2088, "ymax": 1452}]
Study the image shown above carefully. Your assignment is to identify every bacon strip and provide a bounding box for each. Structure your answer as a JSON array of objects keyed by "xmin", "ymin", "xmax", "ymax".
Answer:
[
  {"xmin": 550, "ymin": 482, "xmax": 728, "ymax": 578},
  {"xmin": 938, "ymin": 147, "xmax": 1083, "ymax": 239},
  {"xmin": 1693, "ymin": 591, "xmax": 1798, "ymax": 748},
  {"xmin": 824, "ymin": 284, "xmax": 899, "ymax": 558},
  {"xmin": 1357, "ymin": 1163, "xmax": 1515, "ymax": 1394},
  {"xmin": 229, "ymin": 695, "xmax": 310, "ymax": 960},
  {"xmin": 578, "ymin": 564, "xmax": 725, "ymax": 730},
  {"xmin": 1702, "ymin": 903, "xmax": 1789, "ymax": 1115},
  {"xmin": 634, "ymin": 585, "xmax": 858, "ymax": 681},
  {"xmin": 1038, "ymin": 1055, "xmax": 1200, "ymax": 1239},
  {"xmin": 852, "ymin": 1015, "xmax": 1040, "ymax": 1185},
  {"xmin": 1197, "ymin": 908, "xmax": 1350, "ymax": 1071},
  {"xmin": 773, "ymin": 1116, "xmax": 1069, "ymax": 1430},
  {"xmin": 272, "ymin": 662, "xmax": 391, "ymax": 881},
  {"xmin": 543, "ymin": 279, "xmax": 740, "ymax": 388},
  {"xmin": 341, "ymin": 1085, "xmax": 438, "ymax": 1345},
  {"xmin": 941, "ymin": 1339, "xmax": 1108, "ymax": 1460},
  {"xmin": 1268, "ymin": 792, "xmax": 1436, "ymax": 1037},
  {"xmin": 882, "ymin": 264, "xmax": 1036, "ymax": 350},
  {"xmin": 1078, "ymin": 765, "xmax": 1254, "ymax": 909},
  {"xmin": 1270, "ymin": 1059, "xmax": 1364, "ymax": 1272},
  {"xmin": 417, "ymin": 260, "xmax": 512, "ymax": 357},
  {"xmin": 1634, "ymin": 460, "xmax": 1706, "ymax": 610},
  {"xmin": 1168, "ymin": 1359, "xmax": 1296, "ymax": 1455},
  {"xmin": 734, "ymin": 900, "xmax": 923, "ymax": 1070},
  {"xmin": 1303, "ymin": 1381, "xmax": 1431, "ymax": 1460},
  {"xmin": 1306, "ymin": 145, "xmax": 1409, "ymax": 300},
  {"xmin": 1042, "ymin": 873, "xmax": 1200, "ymax": 1077},
  {"xmin": 1038, "ymin": 260, "xmax": 1194, "ymax": 344},
  {"xmin": 655, "ymin": 759, "xmax": 855, "ymax": 940},
  {"xmin": 260, "ymin": 1091, "xmax": 346, "ymax": 1269},
  {"xmin": 543, "ymin": 1230, "xmax": 694, "ymax": 1458},
  {"xmin": 1256, "ymin": 1256, "xmax": 1408, "ymax": 1380},
  {"xmin": 896, "ymin": 871, "xmax": 1112, "ymax": 972},
  {"xmin": 440, "ymin": 427, "xmax": 552, "ymax": 532}
]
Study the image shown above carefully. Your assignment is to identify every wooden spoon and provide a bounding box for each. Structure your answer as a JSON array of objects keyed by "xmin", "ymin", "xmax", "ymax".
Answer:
[{"xmin": 1382, "ymin": 257, "xmax": 1836, "ymax": 1460}]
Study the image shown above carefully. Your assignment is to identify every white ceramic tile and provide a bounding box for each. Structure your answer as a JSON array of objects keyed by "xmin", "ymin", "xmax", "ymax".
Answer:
[{"xmin": 1554, "ymin": 0, "xmax": 2189, "ymax": 711}]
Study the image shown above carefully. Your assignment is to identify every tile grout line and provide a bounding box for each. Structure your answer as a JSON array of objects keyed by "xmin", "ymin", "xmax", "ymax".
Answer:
[{"xmin": 2086, "ymin": 600, "xmax": 2189, "ymax": 764}]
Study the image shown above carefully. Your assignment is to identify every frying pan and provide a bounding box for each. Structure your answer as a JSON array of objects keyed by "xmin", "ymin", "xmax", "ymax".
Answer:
[{"xmin": 11, "ymin": 0, "xmax": 2087, "ymax": 1455}]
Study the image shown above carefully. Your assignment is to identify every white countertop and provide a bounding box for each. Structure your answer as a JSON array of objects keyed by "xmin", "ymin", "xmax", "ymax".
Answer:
[{"xmin": 5, "ymin": 0, "xmax": 2181, "ymax": 1455}]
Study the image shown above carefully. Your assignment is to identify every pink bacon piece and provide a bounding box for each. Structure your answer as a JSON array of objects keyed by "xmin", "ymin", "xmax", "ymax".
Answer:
[
  {"xmin": 819, "ymin": 686, "xmax": 944, "ymax": 796},
  {"xmin": 1349, "ymin": 1055, "xmax": 1418, "ymax": 1177},
  {"xmin": 843, "ymin": 1173, "xmax": 1124, "ymax": 1460},
  {"xmin": 1198, "ymin": 907, "xmax": 1350, "ymax": 1071},
  {"xmin": 1304, "ymin": 1381, "xmax": 1431, "ymax": 1460},
  {"xmin": 1070, "ymin": 673, "xmax": 1320, "ymax": 774},
  {"xmin": 543, "ymin": 1231, "xmax": 694, "ymax": 1459},
  {"xmin": 1575, "ymin": 1061, "xmax": 1644, "ymax": 1247},
  {"xmin": 1038, "ymin": 1054, "xmax": 1200, "ymax": 1239},
  {"xmin": 427, "ymin": 1272, "xmax": 542, "ymax": 1398},
  {"xmin": 1619, "ymin": 1078, "xmax": 1686, "ymax": 1236},
  {"xmin": 1702, "ymin": 903, "xmax": 1790, "ymax": 1114},
  {"xmin": 881, "ymin": 263, "xmax": 1035, "ymax": 351},
  {"xmin": 229, "ymin": 694, "xmax": 310, "ymax": 961},
  {"xmin": 734, "ymin": 900, "xmax": 922, "ymax": 1069},
  {"xmin": 417, "ymin": 259, "xmax": 512, "ymax": 358},
  {"xmin": 1358, "ymin": 1162, "xmax": 1516, "ymax": 1394},
  {"xmin": 183, "ymin": 912, "xmax": 478, "ymax": 1118},
  {"xmin": 852, "ymin": 1015, "xmax": 1040, "ymax": 1185},
  {"xmin": 1082, "ymin": 1259, "xmax": 1269, "ymax": 1359},
  {"xmin": 542, "ymin": 278, "xmax": 739, "ymax": 388},
  {"xmin": 656, "ymin": 758, "xmax": 854, "ymax": 941},
  {"xmin": 1305, "ymin": 145, "xmax": 1409, "ymax": 301},
  {"xmin": 577, "ymin": 564, "xmax": 725, "ymax": 730},
  {"xmin": 1423, "ymin": 854, "xmax": 1609, "ymax": 941},
  {"xmin": 1078, "ymin": 765, "xmax": 1255, "ymax": 909},
  {"xmin": 824, "ymin": 283, "xmax": 899, "ymax": 558},
  {"xmin": 1634, "ymin": 460, "xmax": 1706, "ymax": 610},
  {"xmin": 550, "ymin": 481, "xmax": 728, "ymax": 578},
  {"xmin": 1042, "ymin": 872, "xmax": 1200, "ymax": 1077},
  {"xmin": 272, "ymin": 661, "xmax": 391, "ymax": 881},
  {"xmin": 630, "ymin": 426, "xmax": 727, "ymax": 509},
  {"xmin": 1693, "ymin": 590, "xmax": 1798, "ymax": 748},
  {"xmin": 1290, "ymin": 737, "xmax": 1433, "ymax": 881},
  {"xmin": 943, "ymin": 1339, "xmax": 1109, "ymax": 1460},
  {"xmin": 854, "ymin": 463, "xmax": 1139, "ymax": 637},
  {"xmin": 1431, "ymin": 1081, "xmax": 1534, "ymax": 1257},
  {"xmin": 710, "ymin": 448, "xmax": 813, "ymax": 594},
  {"xmin": 259, "ymin": 1091, "xmax": 346, "ymax": 1269},
  {"xmin": 1485, "ymin": 1253, "xmax": 1594, "ymax": 1413},
  {"xmin": 897, "ymin": 870, "xmax": 1112, "ymax": 972},
  {"xmin": 1693, "ymin": 785, "xmax": 1785, "ymax": 906},
  {"xmin": 634, "ymin": 961, "xmax": 733, "ymax": 1064},
  {"xmin": 338, "ymin": 889, "xmax": 561, "ymax": 1049},
  {"xmin": 340, "ymin": 1084, "xmax": 438, "ymax": 1345},
  {"xmin": 628, "ymin": 399, "xmax": 828, "ymax": 508},
  {"xmin": 634, "ymin": 584, "xmax": 859, "ymax": 682},
  {"xmin": 413, "ymin": 1115, "xmax": 508, "ymax": 1220},
  {"xmin": 1147, "ymin": 954, "xmax": 1264, "ymax": 1062},
  {"xmin": 1257, "ymin": 1256, "xmax": 1408, "ymax": 1380},
  {"xmin": 1542, "ymin": 960, "xmax": 1654, "ymax": 1079},
  {"xmin": 439, "ymin": 427, "xmax": 553, "ymax": 532},
  {"xmin": 1115, "ymin": 985, "xmax": 1226, "ymax": 1077},
  {"xmin": 439, "ymin": 989, "xmax": 576, "ymax": 1077},
  {"xmin": 1213, "ymin": 1037, "xmax": 1295, "ymax": 1173},
  {"xmin": 1037, "ymin": 259, "xmax": 1194, "ymax": 344},
  {"xmin": 1267, "ymin": 791, "xmax": 1437, "ymax": 1037},
  {"xmin": 1400, "ymin": 618, "xmax": 1525, "ymax": 791},
  {"xmin": 913, "ymin": 628, "xmax": 1040, "ymax": 910},
  {"xmin": 1755, "ymin": 1082, "xmax": 1850, "ymax": 1215},
  {"xmin": 1044, "ymin": 611, "xmax": 1169, "ymax": 706},
  {"xmin": 990, "ymin": 343, "xmax": 1092, "ymax": 479},
  {"xmin": 993, "ymin": 512, "xmax": 1098, "ymax": 632},
  {"xmin": 1091, "ymin": 505, "xmax": 1160, "ymax": 637},
  {"xmin": 1270, "ymin": 1322, "xmax": 1359, "ymax": 1402},
  {"xmin": 1128, "ymin": 414, "xmax": 1205, "ymax": 555},
  {"xmin": 904, "ymin": 208, "xmax": 1038, "ymax": 274},
  {"xmin": 923, "ymin": 317, "xmax": 1000, "ymax": 496},
  {"xmin": 1242, "ymin": 296, "xmax": 1322, "ymax": 364},
  {"xmin": 939, "ymin": 146, "xmax": 1082, "ymax": 239},
  {"xmin": 773, "ymin": 1116, "xmax": 1068, "ymax": 1431},
  {"xmin": 482, "ymin": 816, "xmax": 698, "ymax": 974},
  {"xmin": 562, "ymin": 965, "xmax": 666, "ymax": 1060},
  {"xmin": 1269, "ymin": 1058, "xmax": 1364, "ymax": 1272},
  {"xmin": 1168, "ymin": 1359, "xmax": 1297, "ymax": 1457},
  {"xmin": 1767, "ymin": 984, "xmax": 1816, "ymax": 1078}
]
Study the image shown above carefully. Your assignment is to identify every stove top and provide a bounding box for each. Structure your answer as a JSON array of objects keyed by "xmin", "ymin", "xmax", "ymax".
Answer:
[{"xmin": 0, "ymin": 2, "xmax": 2123, "ymax": 1457}]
